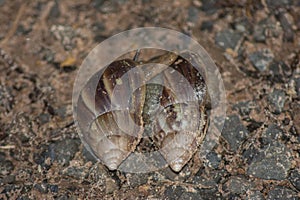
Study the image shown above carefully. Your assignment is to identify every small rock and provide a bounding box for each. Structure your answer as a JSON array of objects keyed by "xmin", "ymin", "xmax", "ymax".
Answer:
[
  {"xmin": 215, "ymin": 29, "xmax": 243, "ymax": 50},
  {"xmin": 200, "ymin": 21, "xmax": 214, "ymax": 31},
  {"xmin": 205, "ymin": 151, "xmax": 221, "ymax": 169},
  {"xmin": 267, "ymin": 186, "xmax": 298, "ymax": 200},
  {"xmin": 267, "ymin": 89, "xmax": 286, "ymax": 114},
  {"xmin": 187, "ymin": 6, "xmax": 199, "ymax": 23},
  {"xmin": 248, "ymin": 49, "xmax": 274, "ymax": 71},
  {"xmin": 233, "ymin": 101, "xmax": 256, "ymax": 117},
  {"xmin": 261, "ymin": 124, "xmax": 283, "ymax": 145},
  {"xmin": 247, "ymin": 142, "xmax": 291, "ymax": 180},
  {"xmin": 164, "ymin": 185, "xmax": 185, "ymax": 199},
  {"xmin": 49, "ymin": 184, "xmax": 59, "ymax": 193},
  {"xmin": 34, "ymin": 183, "xmax": 49, "ymax": 194},
  {"xmin": 0, "ymin": 159, "xmax": 14, "ymax": 175},
  {"xmin": 233, "ymin": 18, "xmax": 253, "ymax": 34},
  {"xmin": 242, "ymin": 144, "xmax": 260, "ymax": 164},
  {"xmin": 200, "ymin": 0, "xmax": 219, "ymax": 14},
  {"xmin": 92, "ymin": 22, "xmax": 106, "ymax": 33},
  {"xmin": 269, "ymin": 61, "xmax": 291, "ymax": 83},
  {"xmin": 221, "ymin": 115, "xmax": 249, "ymax": 151},
  {"xmin": 246, "ymin": 190, "xmax": 265, "ymax": 200},
  {"xmin": 48, "ymin": 1, "xmax": 60, "ymax": 20},
  {"xmin": 253, "ymin": 18, "xmax": 278, "ymax": 43},
  {"xmin": 63, "ymin": 166, "xmax": 89, "ymax": 180},
  {"xmin": 37, "ymin": 113, "xmax": 50, "ymax": 125},
  {"xmin": 277, "ymin": 12, "xmax": 294, "ymax": 42},
  {"xmin": 223, "ymin": 176, "xmax": 250, "ymax": 195},
  {"xmin": 125, "ymin": 173, "xmax": 150, "ymax": 188},
  {"xmin": 289, "ymin": 169, "xmax": 300, "ymax": 191},
  {"xmin": 49, "ymin": 139, "xmax": 80, "ymax": 166}
]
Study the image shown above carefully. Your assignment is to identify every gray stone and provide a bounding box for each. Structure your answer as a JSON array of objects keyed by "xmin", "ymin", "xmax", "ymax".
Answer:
[
  {"xmin": 205, "ymin": 151, "xmax": 221, "ymax": 169},
  {"xmin": 201, "ymin": 0, "xmax": 219, "ymax": 14},
  {"xmin": 49, "ymin": 139, "xmax": 80, "ymax": 166},
  {"xmin": 164, "ymin": 185, "xmax": 185, "ymax": 199},
  {"xmin": 267, "ymin": 89, "xmax": 286, "ymax": 114},
  {"xmin": 242, "ymin": 144, "xmax": 259, "ymax": 164},
  {"xmin": 248, "ymin": 49, "xmax": 274, "ymax": 71},
  {"xmin": 201, "ymin": 21, "xmax": 214, "ymax": 31},
  {"xmin": 221, "ymin": 115, "xmax": 249, "ymax": 151},
  {"xmin": 48, "ymin": 1, "xmax": 60, "ymax": 20},
  {"xmin": 289, "ymin": 169, "xmax": 300, "ymax": 191},
  {"xmin": 253, "ymin": 18, "xmax": 278, "ymax": 43},
  {"xmin": 0, "ymin": 159, "xmax": 14, "ymax": 175},
  {"xmin": 62, "ymin": 166, "xmax": 89, "ymax": 180},
  {"xmin": 269, "ymin": 61, "xmax": 291, "ymax": 83},
  {"xmin": 247, "ymin": 142, "xmax": 291, "ymax": 180},
  {"xmin": 215, "ymin": 29, "xmax": 243, "ymax": 50},
  {"xmin": 254, "ymin": 25, "xmax": 266, "ymax": 43},
  {"xmin": 261, "ymin": 124, "xmax": 283, "ymax": 145},
  {"xmin": 267, "ymin": 186, "xmax": 298, "ymax": 200},
  {"xmin": 125, "ymin": 172, "xmax": 150, "ymax": 188},
  {"xmin": 187, "ymin": 6, "xmax": 199, "ymax": 23},
  {"xmin": 233, "ymin": 101, "xmax": 256, "ymax": 117},
  {"xmin": 223, "ymin": 176, "xmax": 250, "ymax": 194}
]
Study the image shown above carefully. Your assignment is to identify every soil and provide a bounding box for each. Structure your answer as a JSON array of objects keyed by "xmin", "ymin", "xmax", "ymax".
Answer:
[{"xmin": 0, "ymin": 0, "xmax": 299, "ymax": 199}]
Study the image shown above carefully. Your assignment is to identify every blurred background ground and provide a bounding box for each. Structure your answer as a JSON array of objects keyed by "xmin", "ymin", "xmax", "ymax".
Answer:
[{"xmin": 0, "ymin": 0, "xmax": 300, "ymax": 199}]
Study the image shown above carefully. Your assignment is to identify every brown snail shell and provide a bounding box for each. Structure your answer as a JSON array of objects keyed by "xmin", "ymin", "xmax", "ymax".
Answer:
[
  {"xmin": 77, "ymin": 59, "xmax": 146, "ymax": 170},
  {"xmin": 78, "ymin": 51, "xmax": 207, "ymax": 172},
  {"xmin": 151, "ymin": 54, "xmax": 207, "ymax": 172}
]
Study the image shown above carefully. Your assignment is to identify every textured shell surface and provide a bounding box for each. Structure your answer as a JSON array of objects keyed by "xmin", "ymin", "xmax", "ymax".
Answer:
[
  {"xmin": 78, "ymin": 50, "xmax": 207, "ymax": 172},
  {"xmin": 77, "ymin": 59, "xmax": 146, "ymax": 170}
]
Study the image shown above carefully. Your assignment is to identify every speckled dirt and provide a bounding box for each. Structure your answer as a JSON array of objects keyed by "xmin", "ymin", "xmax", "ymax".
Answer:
[{"xmin": 0, "ymin": 0, "xmax": 299, "ymax": 199}]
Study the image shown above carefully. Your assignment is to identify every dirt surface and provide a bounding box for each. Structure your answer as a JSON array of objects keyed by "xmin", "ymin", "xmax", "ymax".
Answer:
[{"xmin": 0, "ymin": 0, "xmax": 300, "ymax": 199}]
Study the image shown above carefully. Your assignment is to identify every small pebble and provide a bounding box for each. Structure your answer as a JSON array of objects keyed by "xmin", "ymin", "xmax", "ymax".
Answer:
[
  {"xmin": 248, "ymin": 49, "xmax": 274, "ymax": 72},
  {"xmin": 221, "ymin": 115, "xmax": 249, "ymax": 151},
  {"xmin": 247, "ymin": 142, "xmax": 291, "ymax": 180},
  {"xmin": 215, "ymin": 29, "xmax": 243, "ymax": 50},
  {"xmin": 267, "ymin": 186, "xmax": 298, "ymax": 200},
  {"xmin": 267, "ymin": 89, "xmax": 286, "ymax": 114}
]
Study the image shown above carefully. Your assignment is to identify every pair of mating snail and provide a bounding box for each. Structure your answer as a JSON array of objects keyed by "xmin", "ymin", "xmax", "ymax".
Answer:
[{"xmin": 77, "ymin": 50, "xmax": 208, "ymax": 172}]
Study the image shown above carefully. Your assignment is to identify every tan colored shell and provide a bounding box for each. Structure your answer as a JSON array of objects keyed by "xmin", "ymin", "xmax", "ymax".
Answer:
[
  {"xmin": 78, "ymin": 51, "xmax": 207, "ymax": 172},
  {"xmin": 77, "ymin": 59, "xmax": 146, "ymax": 170},
  {"xmin": 151, "ymin": 54, "xmax": 207, "ymax": 172}
]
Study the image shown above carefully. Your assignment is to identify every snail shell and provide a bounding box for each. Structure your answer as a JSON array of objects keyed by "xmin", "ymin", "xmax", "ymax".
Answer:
[
  {"xmin": 150, "ymin": 54, "xmax": 207, "ymax": 172},
  {"xmin": 77, "ymin": 59, "xmax": 146, "ymax": 170},
  {"xmin": 77, "ymin": 51, "xmax": 207, "ymax": 172}
]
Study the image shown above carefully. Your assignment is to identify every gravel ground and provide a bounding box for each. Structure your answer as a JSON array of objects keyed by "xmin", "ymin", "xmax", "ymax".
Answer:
[{"xmin": 0, "ymin": 0, "xmax": 300, "ymax": 199}]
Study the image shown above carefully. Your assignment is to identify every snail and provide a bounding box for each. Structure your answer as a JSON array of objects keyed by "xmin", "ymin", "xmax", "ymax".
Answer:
[{"xmin": 77, "ymin": 50, "xmax": 207, "ymax": 172}]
